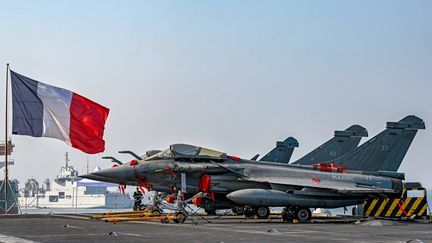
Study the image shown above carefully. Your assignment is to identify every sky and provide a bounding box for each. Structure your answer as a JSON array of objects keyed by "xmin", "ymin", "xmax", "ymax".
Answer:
[{"xmin": 0, "ymin": 1, "xmax": 431, "ymax": 189}]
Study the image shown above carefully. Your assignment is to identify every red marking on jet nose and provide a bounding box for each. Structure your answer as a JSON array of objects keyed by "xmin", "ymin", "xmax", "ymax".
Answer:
[
  {"xmin": 129, "ymin": 159, "xmax": 139, "ymax": 165},
  {"xmin": 312, "ymin": 177, "xmax": 321, "ymax": 183}
]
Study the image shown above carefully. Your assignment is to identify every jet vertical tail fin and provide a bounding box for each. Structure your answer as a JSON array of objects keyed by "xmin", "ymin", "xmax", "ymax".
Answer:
[
  {"xmin": 292, "ymin": 125, "xmax": 368, "ymax": 165},
  {"xmin": 333, "ymin": 115, "xmax": 425, "ymax": 171},
  {"xmin": 259, "ymin": 137, "xmax": 299, "ymax": 163}
]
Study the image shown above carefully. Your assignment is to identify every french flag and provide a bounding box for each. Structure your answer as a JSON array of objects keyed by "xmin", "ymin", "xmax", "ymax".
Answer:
[{"xmin": 10, "ymin": 70, "xmax": 110, "ymax": 154}]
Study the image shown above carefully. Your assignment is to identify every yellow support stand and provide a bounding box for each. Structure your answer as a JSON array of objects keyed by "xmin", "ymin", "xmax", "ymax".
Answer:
[
  {"xmin": 104, "ymin": 215, "xmax": 174, "ymax": 223},
  {"xmin": 91, "ymin": 212, "xmax": 153, "ymax": 219}
]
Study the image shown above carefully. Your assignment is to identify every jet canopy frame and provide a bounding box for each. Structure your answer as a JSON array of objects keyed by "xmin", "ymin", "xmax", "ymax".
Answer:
[
  {"xmin": 145, "ymin": 144, "xmax": 227, "ymax": 162},
  {"xmin": 171, "ymin": 144, "xmax": 227, "ymax": 162}
]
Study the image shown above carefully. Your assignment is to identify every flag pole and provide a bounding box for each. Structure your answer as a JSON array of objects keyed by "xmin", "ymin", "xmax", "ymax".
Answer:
[{"xmin": 4, "ymin": 63, "xmax": 9, "ymax": 214}]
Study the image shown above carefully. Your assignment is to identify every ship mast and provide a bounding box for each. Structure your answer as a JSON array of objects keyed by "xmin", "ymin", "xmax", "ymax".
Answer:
[{"xmin": 65, "ymin": 152, "xmax": 69, "ymax": 167}]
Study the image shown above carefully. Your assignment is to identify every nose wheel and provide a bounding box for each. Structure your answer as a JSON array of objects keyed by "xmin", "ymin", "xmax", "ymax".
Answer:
[{"xmin": 173, "ymin": 212, "xmax": 187, "ymax": 224}]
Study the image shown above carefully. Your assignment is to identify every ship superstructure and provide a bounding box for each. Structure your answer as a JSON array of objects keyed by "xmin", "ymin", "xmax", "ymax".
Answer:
[{"xmin": 19, "ymin": 153, "xmax": 132, "ymax": 209}]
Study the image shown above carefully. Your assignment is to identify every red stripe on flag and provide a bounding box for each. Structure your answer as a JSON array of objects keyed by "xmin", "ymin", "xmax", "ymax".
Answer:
[{"xmin": 69, "ymin": 93, "xmax": 109, "ymax": 154}]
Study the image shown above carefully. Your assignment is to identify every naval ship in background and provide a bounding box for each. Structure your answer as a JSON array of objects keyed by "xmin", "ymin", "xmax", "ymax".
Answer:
[{"xmin": 18, "ymin": 153, "xmax": 132, "ymax": 209}]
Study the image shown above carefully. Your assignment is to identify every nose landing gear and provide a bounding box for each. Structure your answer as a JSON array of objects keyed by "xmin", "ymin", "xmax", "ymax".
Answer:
[{"xmin": 172, "ymin": 190, "xmax": 188, "ymax": 224}]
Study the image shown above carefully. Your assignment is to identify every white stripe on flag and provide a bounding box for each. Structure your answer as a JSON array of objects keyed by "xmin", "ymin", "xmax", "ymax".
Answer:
[{"xmin": 37, "ymin": 82, "xmax": 72, "ymax": 144}]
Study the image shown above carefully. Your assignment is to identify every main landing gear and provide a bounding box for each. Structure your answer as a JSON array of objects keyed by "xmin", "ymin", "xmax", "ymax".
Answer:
[
  {"xmin": 238, "ymin": 205, "xmax": 311, "ymax": 221},
  {"xmin": 282, "ymin": 206, "xmax": 311, "ymax": 222},
  {"xmin": 242, "ymin": 206, "xmax": 270, "ymax": 219},
  {"xmin": 232, "ymin": 205, "xmax": 244, "ymax": 215}
]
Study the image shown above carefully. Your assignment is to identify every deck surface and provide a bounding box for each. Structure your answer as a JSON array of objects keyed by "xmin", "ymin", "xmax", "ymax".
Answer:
[{"xmin": 0, "ymin": 214, "xmax": 430, "ymax": 242}]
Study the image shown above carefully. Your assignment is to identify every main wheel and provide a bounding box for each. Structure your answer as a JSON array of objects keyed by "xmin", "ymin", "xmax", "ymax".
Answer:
[
  {"xmin": 232, "ymin": 205, "xmax": 244, "ymax": 215},
  {"xmin": 282, "ymin": 206, "xmax": 296, "ymax": 222},
  {"xmin": 296, "ymin": 208, "xmax": 311, "ymax": 222},
  {"xmin": 173, "ymin": 212, "xmax": 187, "ymax": 224},
  {"xmin": 255, "ymin": 206, "xmax": 270, "ymax": 219}
]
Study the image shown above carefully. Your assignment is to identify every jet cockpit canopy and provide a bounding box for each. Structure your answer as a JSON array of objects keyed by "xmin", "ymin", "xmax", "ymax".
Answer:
[{"xmin": 145, "ymin": 144, "xmax": 227, "ymax": 162}]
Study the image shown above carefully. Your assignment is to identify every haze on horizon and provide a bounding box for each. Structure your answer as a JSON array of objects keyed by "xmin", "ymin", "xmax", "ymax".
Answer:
[{"xmin": 0, "ymin": 1, "xmax": 431, "ymax": 189}]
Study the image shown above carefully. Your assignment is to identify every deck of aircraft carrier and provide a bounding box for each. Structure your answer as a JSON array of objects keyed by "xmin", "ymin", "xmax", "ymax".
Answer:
[{"xmin": 0, "ymin": 214, "xmax": 430, "ymax": 243}]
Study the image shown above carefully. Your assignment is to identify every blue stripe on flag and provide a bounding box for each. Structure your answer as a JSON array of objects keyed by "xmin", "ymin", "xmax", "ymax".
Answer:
[{"xmin": 10, "ymin": 70, "xmax": 44, "ymax": 137}]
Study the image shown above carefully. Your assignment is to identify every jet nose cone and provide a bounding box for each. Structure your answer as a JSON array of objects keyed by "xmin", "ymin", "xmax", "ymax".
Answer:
[
  {"xmin": 80, "ymin": 172, "xmax": 124, "ymax": 184},
  {"xmin": 82, "ymin": 164, "xmax": 136, "ymax": 184},
  {"xmin": 80, "ymin": 173, "xmax": 103, "ymax": 181},
  {"xmin": 93, "ymin": 166, "xmax": 128, "ymax": 178}
]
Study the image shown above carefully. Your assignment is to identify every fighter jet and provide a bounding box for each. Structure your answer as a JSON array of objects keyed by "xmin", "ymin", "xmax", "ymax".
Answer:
[
  {"xmin": 83, "ymin": 116, "xmax": 424, "ymax": 221},
  {"xmin": 100, "ymin": 125, "xmax": 367, "ymax": 214}
]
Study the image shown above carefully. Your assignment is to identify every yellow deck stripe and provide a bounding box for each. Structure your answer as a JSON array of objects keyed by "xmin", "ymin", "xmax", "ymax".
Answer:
[
  {"xmin": 385, "ymin": 199, "xmax": 399, "ymax": 217},
  {"xmin": 417, "ymin": 204, "xmax": 427, "ymax": 216},
  {"xmin": 374, "ymin": 199, "xmax": 388, "ymax": 217},
  {"xmin": 406, "ymin": 197, "xmax": 423, "ymax": 217},
  {"xmin": 396, "ymin": 197, "xmax": 411, "ymax": 217},
  {"xmin": 365, "ymin": 200, "xmax": 378, "ymax": 216}
]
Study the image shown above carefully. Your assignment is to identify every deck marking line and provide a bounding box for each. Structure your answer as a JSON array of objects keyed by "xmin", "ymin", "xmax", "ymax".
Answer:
[{"xmin": 0, "ymin": 234, "xmax": 40, "ymax": 243}]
